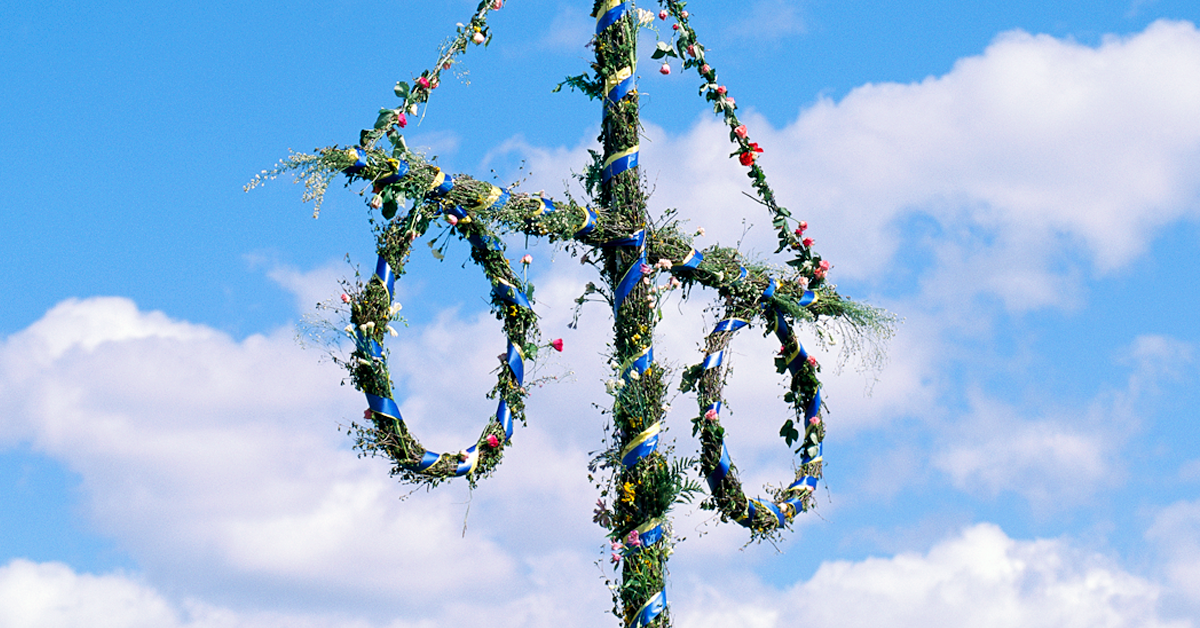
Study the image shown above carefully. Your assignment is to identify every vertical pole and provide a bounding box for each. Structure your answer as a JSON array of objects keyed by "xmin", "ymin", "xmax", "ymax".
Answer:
[{"xmin": 593, "ymin": 2, "xmax": 671, "ymax": 626}]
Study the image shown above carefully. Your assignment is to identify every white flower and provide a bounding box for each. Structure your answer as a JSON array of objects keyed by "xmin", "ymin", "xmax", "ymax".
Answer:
[
  {"xmin": 387, "ymin": 325, "xmax": 398, "ymax": 337},
  {"xmin": 390, "ymin": 303, "xmax": 403, "ymax": 315},
  {"xmin": 636, "ymin": 8, "xmax": 654, "ymax": 25}
]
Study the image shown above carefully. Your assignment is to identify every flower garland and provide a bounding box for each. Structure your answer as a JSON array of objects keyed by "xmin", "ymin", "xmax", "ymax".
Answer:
[{"xmin": 251, "ymin": 1, "xmax": 898, "ymax": 625}]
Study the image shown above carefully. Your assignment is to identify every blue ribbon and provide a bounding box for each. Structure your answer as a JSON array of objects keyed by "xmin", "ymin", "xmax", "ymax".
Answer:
[
  {"xmin": 613, "ymin": 253, "xmax": 647, "ymax": 315},
  {"xmin": 629, "ymin": 590, "xmax": 666, "ymax": 628},
  {"xmin": 712, "ymin": 318, "xmax": 748, "ymax": 333},
  {"xmin": 620, "ymin": 422, "xmax": 661, "ymax": 467},
  {"xmin": 606, "ymin": 72, "xmax": 635, "ymax": 106},
  {"xmin": 595, "ymin": 0, "xmax": 628, "ymax": 33},
  {"xmin": 762, "ymin": 277, "xmax": 777, "ymax": 301},
  {"xmin": 707, "ymin": 440, "xmax": 731, "ymax": 493},
  {"xmin": 344, "ymin": 147, "xmax": 368, "ymax": 174},
  {"xmin": 576, "ymin": 206, "xmax": 598, "ymax": 236},
  {"xmin": 366, "ymin": 392, "xmax": 401, "ymax": 421},
  {"xmin": 636, "ymin": 519, "xmax": 664, "ymax": 546},
  {"xmin": 493, "ymin": 280, "xmax": 531, "ymax": 309},
  {"xmin": 496, "ymin": 399, "xmax": 514, "ymax": 440},
  {"xmin": 674, "ymin": 249, "xmax": 703, "ymax": 270},
  {"xmin": 601, "ymin": 148, "xmax": 639, "ymax": 182},
  {"xmin": 506, "ymin": 341, "xmax": 525, "ymax": 386},
  {"xmin": 375, "ymin": 159, "xmax": 409, "ymax": 186},
  {"xmin": 701, "ymin": 350, "xmax": 724, "ymax": 370},
  {"xmin": 621, "ymin": 345, "xmax": 654, "ymax": 381},
  {"xmin": 427, "ymin": 170, "xmax": 455, "ymax": 197},
  {"xmin": 603, "ymin": 229, "xmax": 646, "ymax": 248},
  {"xmin": 374, "ymin": 255, "xmax": 396, "ymax": 298}
]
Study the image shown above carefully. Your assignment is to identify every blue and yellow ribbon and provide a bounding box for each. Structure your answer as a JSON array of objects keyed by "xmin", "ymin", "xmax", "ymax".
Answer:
[
  {"xmin": 595, "ymin": 0, "xmax": 627, "ymax": 33},
  {"xmin": 620, "ymin": 421, "xmax": 661, "ymax": 467},
  {"xmin": 674, "ymin": 249, "xmax": 704, "ymax": 270},
  {"xmin": 601, "ymin": 145, "xmax": 640, "ymax": 182},
  {"xmin": 628, "ymin": 590, "xmax": 666, "ymax": 628}
]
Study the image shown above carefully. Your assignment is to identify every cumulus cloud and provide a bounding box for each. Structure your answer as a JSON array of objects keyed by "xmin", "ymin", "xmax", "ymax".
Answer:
[
  {"xmin": 676, "ymin": 523, "xmax": 1188, "ymax": 628},
  {"xmin": 520, "ymin": 20, "xmax": 1200, "ymax": 315},
  {"xmin": 0, "ymin": 297, "xmax": 605, "ymax": 619},
  {"xmin": 4, "ymin": 523, "xmax": 1186, "ymax": 628}
]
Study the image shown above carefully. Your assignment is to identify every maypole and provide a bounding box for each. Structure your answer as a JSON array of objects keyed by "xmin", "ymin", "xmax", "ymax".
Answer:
[{"xmin": 247, "ymin": 2, "xmax": 897, "ymax": 626}]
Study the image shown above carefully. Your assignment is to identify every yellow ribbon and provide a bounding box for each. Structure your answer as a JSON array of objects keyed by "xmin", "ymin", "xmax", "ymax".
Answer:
[
  {"xmin": 428, "ymin": 169, "xmax": 446, "ymax": 191},
  {"xmin": 619, "ymin": 421, "xmax": 661, "ymax": 462},
  {"xmin": 602, "ymin": 145, "xmax": 640, "ymax": 172},
  {"xmin": 603, "ymin": 66, "xmax": 634, "ymax": 96}
]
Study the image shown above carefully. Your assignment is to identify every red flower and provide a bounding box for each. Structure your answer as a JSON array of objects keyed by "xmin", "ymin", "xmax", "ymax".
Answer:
[
  {"xmin": 551, "ymin": 338, "xmax": 564, "ymax": 352},
  {"xmin": 738, "ymin": 142, "xmax": 763, "ymax": 166},
  {"xmin": 396, "ymin": 111, "xmax": 407, "ymax": 128},
  {"xmin": 416, "ymin": 76, "xmax": 430, "ymax": 90},
  {"xmin": 802, "ymin": 237, "xmax": 814, "ymax": 247},
  {"xmin": 486, "ymin": 434, "xmax": 500, "ymax": 448}
]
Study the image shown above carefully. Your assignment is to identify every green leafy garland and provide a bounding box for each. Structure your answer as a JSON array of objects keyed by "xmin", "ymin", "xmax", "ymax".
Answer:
[{"xmin": 250, "ymin": 0, "xmax": 897, "ymax": 625}]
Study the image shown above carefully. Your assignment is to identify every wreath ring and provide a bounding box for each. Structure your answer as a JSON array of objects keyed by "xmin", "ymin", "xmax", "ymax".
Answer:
[
  {"xmin": 345, "ymin": 152, "xmax": 558, "ymax": 484},
  {"xmin": 692, "ymin": 277, "xmax": 825, "ymax": 533}
]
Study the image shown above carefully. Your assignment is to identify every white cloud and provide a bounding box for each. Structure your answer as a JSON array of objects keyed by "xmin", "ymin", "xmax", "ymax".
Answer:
[
  {"xmin": 614, "ymin": 20, "xmax": 1200, "ymax": 314},
  {"xmin": 676, "ymin": 523, "xmax": 1189, "ymax": 628},
  {"xmin": 5, "ymin": 522, "xmax": 1187, "ymax": 628},
  {"xmin": 1146, "ymin": 499, "xmax": 1200, "ymax": 612}
]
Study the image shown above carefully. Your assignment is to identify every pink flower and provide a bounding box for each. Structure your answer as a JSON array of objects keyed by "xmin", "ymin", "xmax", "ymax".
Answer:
[
  {"xmin": 656, "ymin": 258, "xmax": 672, "ymax": 269},
  {"xmin": 341, "ymin": 293, "xmax": 351, "ymax": 303},
  {"xmin": 809, "ymin": 416, "xmax": 821, "ymax": 426},
  {"xmin": 716, "ymin": 85, "xmax": 726, "ymax": 95},
  {"xmin": 446, "ymin": 214, "xmax": 459, "ymax": 226},
  {"xmin": 807, "ymin": 355, "xmax": 818, "ymax": 367},
  {"xmin": 686, "ymin": 44, "xmax": 696, "ymax": 57},
  {"xmin": 797, "ymin": 276, "xmax": 809, "ymax": 289},
  {"xmin": 658, "ymin": 9, "xmax": 667, "ymax": 19},
  {"xmin": 626, "ymin": 530, "xmax": 641, "ymax": 547},
  {"xmin": 416, "ymin": 76, "xmax": 430, "ymax": 89},
  {"xmin": 704, "ymin": 408, "xmax": 718, "ymax": 421},
  {"xmin": 492, "ymin": 0, "xmax": 502, "ymax": 9},
  {"xmin": 814, "ymin": 268, "xmax": 826, "ymax": 279},
  {"xmin": 796, "ymin": 220, "xmax": 807, "ymax": 234},
  {"xmin": 550, "ymin": 338, "xmax": 564, "ymax": 352},
  {"xmin": 669, "ymin": 277, "xmax": 681, "ymax": 289},
  {"xmin": 458, "ymin": 449, "xmax": 470, "ymax": 461},
  {"xmin": 701, "ymin": 63, "xmax": 711, "ymax": 74},
  {"xmin": 472, "ymin": 31, "xmax": 485, "ymax": 44},
  {"xmin": 802, "ymin": 237, "xmax": 814, "ymax": 247},
  {"xmin": 363, "ymin": 408, "xmax": 372, "ymax": 420},
  {"xmin": 521, "ymin": 254, "xmax": 532, "ymax": 265},
  {"xmin": 681, "ymin": 10, "xmax": 688, "ymax": 18},
  {"xmin": 660, "ymin": 63, "xmax": 671, "ymax": 75},
  {"xmin": 734, "ymin": 124, "xmax": 748, "ymax": 138},
  {"xmin": 369, "ymin": 194, "xmax": 383, "ymax": 209},
  {"xmin": 395, "ymin": 111, "xmax": 407, "ymax": 128},
  {"xmin": 611, "ymin": 540, "xmax": 623, "ymax": 552},
  {"xmin": 486, "ymin": 434, "xmax": 500, "ymax": 448},
  {"xmin": 725, "ymin": 96, "xmax": 736, "ymax": 107},
  {"xmin": 611, "ymin": 552, "xmax": 622, "ymax": 563},
  {"xmin": 443, "ymin": 61, "xmax": 452, "ymax": 70},
  {"xmin": 819, "ymin": 260, "xmax": 832, "ymax": 271}
]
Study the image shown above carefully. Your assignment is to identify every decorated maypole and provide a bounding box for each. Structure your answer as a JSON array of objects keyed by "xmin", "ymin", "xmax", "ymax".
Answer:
[
  {"xmin": 248, "ymin": 1, "xmax": 896, "ymax": 626},
  {"xmin": 590, "ymin": 1, "xmax": 673, "ymax": 623}
]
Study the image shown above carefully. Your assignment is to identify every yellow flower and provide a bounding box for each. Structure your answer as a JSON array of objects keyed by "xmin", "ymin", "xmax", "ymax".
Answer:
[{"xmin": 621, "ymin": 481, "xmax": 636, "ymax": 503}]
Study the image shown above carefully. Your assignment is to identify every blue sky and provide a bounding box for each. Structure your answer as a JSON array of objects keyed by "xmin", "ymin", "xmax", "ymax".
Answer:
[{"xmin": 3, "ymin": 1, "xmax": 1200, "ymax": 626}]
